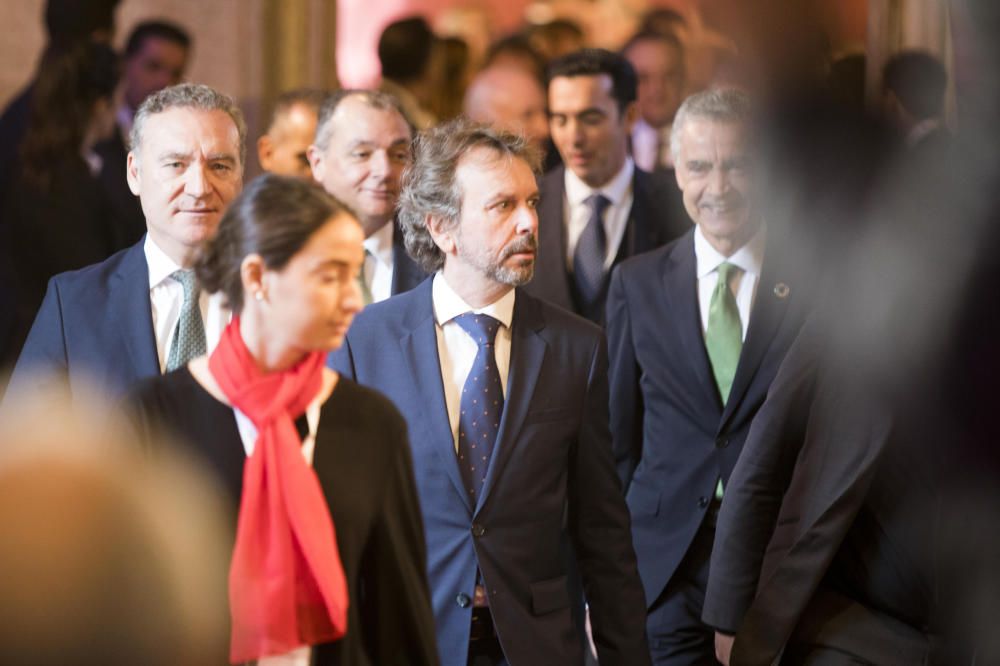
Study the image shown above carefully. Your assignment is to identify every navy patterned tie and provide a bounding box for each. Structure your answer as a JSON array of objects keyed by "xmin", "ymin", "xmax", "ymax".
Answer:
[
  {"xmin": 454, "ymin": 313, "xmax": 504, "ymax": 502},
  {"xmin": 573, "ymin": 193, "xmax": 612, "ymax": 317}
]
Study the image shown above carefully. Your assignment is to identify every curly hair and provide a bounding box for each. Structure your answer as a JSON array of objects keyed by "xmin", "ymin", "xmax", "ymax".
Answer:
[{"xmin": 397, "ymin": 117, "xmax": 540, "ymax": 274}]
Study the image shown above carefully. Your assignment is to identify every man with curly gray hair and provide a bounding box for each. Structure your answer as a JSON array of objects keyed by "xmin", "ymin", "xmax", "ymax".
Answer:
[
  {"xmin": 10, "ymin": 82, "xmax": 245, "ymax": 402},
  {"xmin": 331, "ymin": 116, "xmax": 650, "ymax": 665}
]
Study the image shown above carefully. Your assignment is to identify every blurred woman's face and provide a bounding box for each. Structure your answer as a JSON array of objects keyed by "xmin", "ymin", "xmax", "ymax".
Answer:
[{"xmin": 262, "ymin": 213, "xmax": 365, "ymax": 354}]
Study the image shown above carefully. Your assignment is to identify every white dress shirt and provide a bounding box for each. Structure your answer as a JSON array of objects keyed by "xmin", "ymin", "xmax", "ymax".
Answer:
[
  {"xmin": 234, "ymin": 395, "xmax": 322, "ymax": 666},
  {"xmin": 631, "ymin": 118, "xmax": 673, "ymax": 172},
  {"xmin": 145, "ymin": 235, "xmax": 230, "ymax": 372},
  {"xmin": 432, "ymin": 273, "xmax": 515, "ymax": 451},
  {"xmin": 694, "ymin": 224, "xmax": 766, "ymax": 341},
  {"xmin": 363, "ymin": 221, "xmax": 396, "ymax": 304},
  {"xmin": 563, "ymin": 158, "xmax": 635, "ymax": 270}
]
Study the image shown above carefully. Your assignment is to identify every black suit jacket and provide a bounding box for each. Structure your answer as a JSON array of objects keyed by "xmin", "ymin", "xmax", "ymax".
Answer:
[
  {"xmin": 704, "ymin": 319, "xmax": 942, "ymax": 664},
  {"xmin": 128, "ymin": 371, "xmax": 441, "ymax": 665},
  {"xmin": 331, "ymin": 280, "xmax": 649, "ymax": 666},
  {"xmin": 606, "ymin": 229, "xmax": 805, "ymax": 608},
  {"xmin": 525, "ymin": 166, "xmax": 688, "ymax": 323}
]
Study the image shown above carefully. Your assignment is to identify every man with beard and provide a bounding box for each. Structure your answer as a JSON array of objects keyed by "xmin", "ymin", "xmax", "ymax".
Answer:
[
  {"xmin": 330, "ymin": 118, "xmax": 649, "ymax": 666},
  {"xmin": 606, "ymin": 88, "xmax": 805, "ymax": 664}
]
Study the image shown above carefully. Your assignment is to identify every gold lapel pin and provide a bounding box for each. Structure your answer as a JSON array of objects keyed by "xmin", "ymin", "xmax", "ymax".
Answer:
[{"xmin": 773, "ymin": 282, "xmax": 790, "ymax": 299}]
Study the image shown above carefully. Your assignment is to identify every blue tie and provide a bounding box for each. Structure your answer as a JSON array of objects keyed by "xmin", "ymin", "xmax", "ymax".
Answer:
[
  {"xmin": 454, "ymin": 313, "xmax": 504, "ymax": 502},
  {"xmin": 573, "ymin": 193, "xmax": 612, "ymax": 319}
]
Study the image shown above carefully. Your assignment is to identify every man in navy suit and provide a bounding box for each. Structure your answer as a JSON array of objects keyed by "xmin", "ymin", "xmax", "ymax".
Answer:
[
  {"xmin": 307, "ymin": 89, "xmax": 425, "ymax": 303},
  {"xmin": 606, "ymin": 88, "xmax": 805, "ymax": 664},
  {"xmin": 331, "ymin": 118, "xmax": 649, "ymax": 666},
  {"xmin": 7, "ymin": 83, "xmax": 245, "ymax": 401},
  {"xmin": 527, "ymin": 48, "xmax": 686, "ymax": 324}
]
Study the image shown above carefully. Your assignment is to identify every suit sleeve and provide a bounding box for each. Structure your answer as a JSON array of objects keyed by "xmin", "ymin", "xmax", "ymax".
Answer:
[
  {"xmin": 569, "ymin": 331, "xmax": 652, "ymax": 665},
  {"xmin": 730, "ymin": 369, "xmax": 890, "ymax": 665},
  {"xmin": 357, "ymin": 407, "xmax": 440, "ymax": 666},
  {"xmin": 5, "ymin": 277, "xmax": 69, "ymax": 403},
  {"xmin": 605, "ymin": 265, "xmax": 643, "ymax": 490},
  {"xmin": 701, "ymin": 323, "xmax": 820, "ymax": 633}
]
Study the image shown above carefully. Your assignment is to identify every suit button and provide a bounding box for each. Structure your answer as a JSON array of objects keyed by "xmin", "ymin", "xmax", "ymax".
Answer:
[
  {"xmin": 698, "ymin": 496, "xmax": 709, "ymax": 509},
  {"xmin": 715, "ymin": 436, "xmax": 729, "ymax": 448},
  {"xmin": 456, "ymin": 593, "xmax": 471, "ymax": 608},
  {"xmin": 472, "ymin": 524, "xmax": 487, "ymax": 537}
]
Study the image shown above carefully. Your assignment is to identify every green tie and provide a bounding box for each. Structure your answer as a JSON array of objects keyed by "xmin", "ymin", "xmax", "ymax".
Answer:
[{"xmin": 705, "ymin": 262, "xmax": 743, "ymax": 405}]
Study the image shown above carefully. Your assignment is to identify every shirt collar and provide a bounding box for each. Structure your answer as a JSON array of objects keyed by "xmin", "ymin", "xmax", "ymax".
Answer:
[
  {"xmin": 564, "ymin": 157, "xmax": 635, "ymax": 208},
  {"xmin": 694, "ymin": 223, "xmax": 766, "ymax": 279},
  {"xmin": 432, "ymin": 272, "xmax": 516, "ymax": 330},
  {"xmin": 144, "ymin": 235, "xmax": 183, "ymax": 290},
  {"xmin": 363, "ymin": 219, "xmax": 395, "ymax": 266}
]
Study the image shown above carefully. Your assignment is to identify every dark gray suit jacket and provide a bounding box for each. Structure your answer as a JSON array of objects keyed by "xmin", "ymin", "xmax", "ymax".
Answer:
[{"xmin": 525, "ymin": 166, "xmax": 688, "ymax": 323}]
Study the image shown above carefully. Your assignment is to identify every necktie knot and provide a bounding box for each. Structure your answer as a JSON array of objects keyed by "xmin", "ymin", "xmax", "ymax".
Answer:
[
  {"xmin": 171, "ymin": 269, "xmax": 199, "ymax": 300},
  {"xmin": 716, "ymin": 262, "xmax": 742, "ymax": 288},
  {"xmin": 585, "ymin": 193, "xmax": 611, "ymax": 218},
  {"xmin": 454, "ymin": 313, "xmax": 502, "ymax": 347}
]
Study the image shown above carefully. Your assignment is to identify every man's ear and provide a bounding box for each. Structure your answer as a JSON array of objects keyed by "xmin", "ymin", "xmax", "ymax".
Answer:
[
  {"xmin": 306, "ymin": 145, "xmax": 323, "ymax": 183},
  {"xmin": 425, "ymin": 213, "xmax": 457, "ymax": 257},
  {"xmin": 257, "ymin": 135, "xmax": 273, "ymax": 172},
  {"xmin": 126, "ymin": 151, "xmax": 141, "ymax": 196},
  {"xmin": 623, "ymin": 101, "xmax": 639, "ymax": 134}
]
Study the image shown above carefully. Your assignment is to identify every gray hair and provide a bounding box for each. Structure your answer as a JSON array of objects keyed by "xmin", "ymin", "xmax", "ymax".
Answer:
[
  {"xmin": 313, "ymin": 89, "xmax": 411, "ymax": 151},
  {"xmin": 398, "ymin": 117, "xmax": 541, "ymax": 274},
  {"xmin": 130, "ymin": 83, "xmax": 247, "ymax": 166},
  {"xmin": 670, "ymin": 87, "xmax": 752, "ymax": 160}
]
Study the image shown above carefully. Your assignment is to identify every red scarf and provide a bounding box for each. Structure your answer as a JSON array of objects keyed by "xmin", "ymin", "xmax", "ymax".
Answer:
[{"xmin": 209, "ymin": 317, "xmax": 348, "ymax": 663}]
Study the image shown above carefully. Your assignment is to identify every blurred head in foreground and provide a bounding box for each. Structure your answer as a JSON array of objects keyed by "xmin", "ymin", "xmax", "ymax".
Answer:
[{"xmin": 0, "ymin": 385, "xmax": 230, "ymax": 665}]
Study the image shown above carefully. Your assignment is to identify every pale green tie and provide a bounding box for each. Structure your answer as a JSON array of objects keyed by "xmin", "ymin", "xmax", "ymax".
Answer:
[
  {"xmin": 705, "ymin": 262, "xmax": 743, "ymax": 405},
  {"xmin": 706, "ymin": 263, "xmax": 742, "ymax": 502},
  {"xmin": 166, "ymin": 269, "xmax": 206, "ymax": 371}
]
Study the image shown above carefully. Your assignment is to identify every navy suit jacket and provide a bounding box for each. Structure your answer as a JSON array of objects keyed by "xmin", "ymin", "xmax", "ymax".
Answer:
[
  {"xmin": 606, "ymin": 228, "xmax": 805, "ymax": 607},
  {"xmin": 525, "ymin": 165, "xmax": 688, "ymax": 323},
  {"xmin": 330, "ymin": 279, "xmax": 649, "ymax": 666},
  {"xmin": 7, "ymin": 239, "xmax": 160, "ymax": 401},
  {"xmin": 389, "ymin": 218, "xmax": 427, "ymax": 296}
]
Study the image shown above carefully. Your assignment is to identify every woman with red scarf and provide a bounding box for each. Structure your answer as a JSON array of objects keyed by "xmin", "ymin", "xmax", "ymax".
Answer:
[{"xmin": 129, "ymin": 174, "xmax": 439, "ymax": 665}]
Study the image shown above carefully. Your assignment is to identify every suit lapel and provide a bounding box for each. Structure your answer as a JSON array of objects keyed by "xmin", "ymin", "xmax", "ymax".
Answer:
[
  {"xmin": 662, "ymin": 233, "xmax": 721, "ymax": 410},
  {"xmin": 398, "ymin": 286, "xmax": 474, "ymax": 514},
  {"xmin": 719, "ymin": 255, "xmax": 792, "ymax": 428},
  {"xmin": 538, "ymin": 168, "xmax": 573, "ymax": 305},
  {"xmin": 476, "ymin": 292, "xmax": 546, "ymax": 514},
  {"xmin": 109, "ymin": 241, "xmax": 160, "ymax": 379}
]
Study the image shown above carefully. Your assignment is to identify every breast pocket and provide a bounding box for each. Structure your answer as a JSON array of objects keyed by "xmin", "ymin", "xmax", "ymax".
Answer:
[{"xmin": 523, "ymin": 407, "xmax": 576, "ymax": 426}]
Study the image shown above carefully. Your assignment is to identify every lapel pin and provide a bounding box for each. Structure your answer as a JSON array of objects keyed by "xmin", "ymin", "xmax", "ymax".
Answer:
[{"xmin": 773, "ymin": 282, "xmax": 790, "ymax": 299}]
